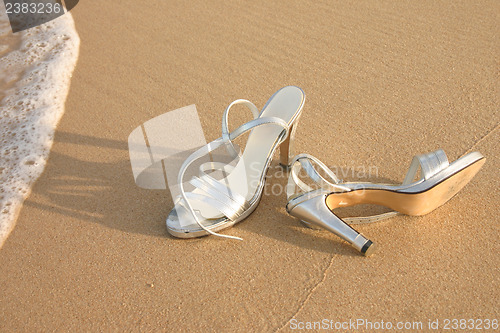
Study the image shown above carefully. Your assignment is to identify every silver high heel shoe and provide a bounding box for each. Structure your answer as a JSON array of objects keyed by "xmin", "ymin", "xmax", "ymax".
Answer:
[
  {"xmin": 286, "ymin": 150, "xmax": 485, "ymax": 255},
  {"xmin": 167, "ymin": 86, "xmax": 305, "ymax": 239}
]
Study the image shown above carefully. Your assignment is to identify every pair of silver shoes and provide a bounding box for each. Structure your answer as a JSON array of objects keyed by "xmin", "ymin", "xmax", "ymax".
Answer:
[{"xmin": 162, "ymin": 86, "xmax": 485, "ymax": 256}]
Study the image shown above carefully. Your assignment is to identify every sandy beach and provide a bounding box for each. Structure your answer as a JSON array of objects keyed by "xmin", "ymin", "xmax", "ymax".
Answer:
[{"xmin": 1, "ymin": 0, "xmax": 499, "ymax": 331}]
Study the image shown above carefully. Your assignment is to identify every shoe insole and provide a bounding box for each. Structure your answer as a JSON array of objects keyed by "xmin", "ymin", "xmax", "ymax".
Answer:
[{"xmin": 326, "ymin": 157, "xmax": 485, "ymax": 216}]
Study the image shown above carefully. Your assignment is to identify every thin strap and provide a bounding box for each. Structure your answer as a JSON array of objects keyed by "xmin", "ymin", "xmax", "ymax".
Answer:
[
  {"xmin": 221, "ymin": 99, "xmax": 260, "ymax": 157},
  {"xmin": 199, "ymin": 161, "xmax": 236, "ymax": 176},
  {"xmin": 221, "ymin": 99, "xmax": 260, "ymax": 141},
  {"xmin": 288, "ymin": 154, "xmax": 349, "ymax": 195},
  {"xmin": 343, "ymin": 212, "xmax": 399, "ymax": 225}
]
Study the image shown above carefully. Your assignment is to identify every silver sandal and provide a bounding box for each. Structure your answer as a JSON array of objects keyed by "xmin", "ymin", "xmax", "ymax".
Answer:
[
  {"xmin": 286, "ymin": 150, "xmax": 485, "ymax": 255},
  {"xmin": 167, "ymin": 86, "xmax": 305, "ymax": 239}
]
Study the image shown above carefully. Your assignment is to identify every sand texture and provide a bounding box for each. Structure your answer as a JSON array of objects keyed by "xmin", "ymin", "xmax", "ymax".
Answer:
[{"xmin": 1, "ymin": 0, "xmax": 499, "ymax": 331}]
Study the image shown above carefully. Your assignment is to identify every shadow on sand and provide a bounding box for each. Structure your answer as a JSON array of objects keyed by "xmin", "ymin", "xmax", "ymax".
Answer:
[{"xmin": 26, "ymin": 130, "xmax": 398, "ymax": 255}]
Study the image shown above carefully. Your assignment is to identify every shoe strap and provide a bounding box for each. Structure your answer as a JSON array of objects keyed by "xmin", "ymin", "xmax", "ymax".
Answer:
[
  {"xmin": 221, "ymin": 99, "xmax": 260, "ymax": 158},
  {"xmin": 189, "ymin": 173, "xmax": 248, "ymax": 214},
  {"xmin": 402, "ymin": 149, "xmax": 449, "ymax": 185},
  {"xmin": 221, "ymin": 99, "xmax": 260, "ymax": 141},
  {"xmin": 288, "ymin": 154, "xmax": 349, "ymax": 197},
  {"xmin": 343, "ymin": 212, "xmax": 399, "ymax": 224}
]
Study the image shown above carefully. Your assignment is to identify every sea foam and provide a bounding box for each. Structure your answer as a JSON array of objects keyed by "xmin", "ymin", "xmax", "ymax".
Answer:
[{"xmin": 0, "ymin": 9, "xmax": 80, "ymax": 247}]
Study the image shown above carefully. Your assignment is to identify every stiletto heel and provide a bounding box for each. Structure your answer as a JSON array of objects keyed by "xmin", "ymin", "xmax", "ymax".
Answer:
[
  {"xmin": 279, "ymin": 121, "xmax": 299, "ymax": 169},
  {"xmin": 286, "ymin": 150, "xmax": 485, "ymax": 255},
  {"xmin": 287, "ymin": 193, "xmax": 375, "ymax": 255}
]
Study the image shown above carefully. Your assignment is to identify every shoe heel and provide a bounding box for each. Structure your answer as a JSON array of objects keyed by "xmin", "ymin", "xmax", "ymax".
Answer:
[
  {"xmin": 280, "ymin": 120, "xmax": 299, "ymax": 169},
  {"xmin": 289, "ymin": 195, "xmax": 376, "ymax": 256}
]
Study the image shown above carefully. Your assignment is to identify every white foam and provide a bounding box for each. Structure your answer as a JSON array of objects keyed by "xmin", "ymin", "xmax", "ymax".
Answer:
[{"xmin": 0, "ymin": 10, "xmax": 80, "ymax": 247}]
